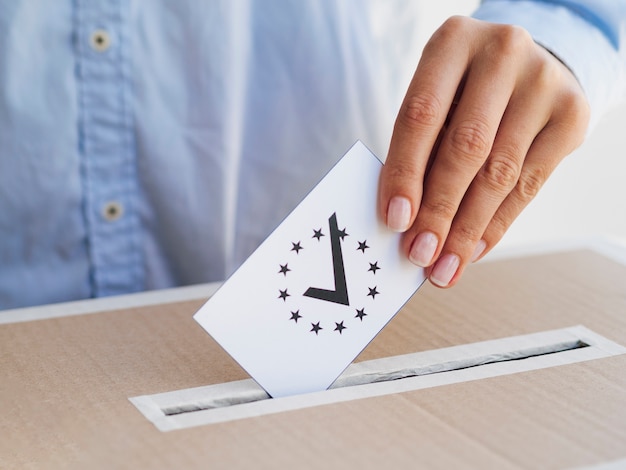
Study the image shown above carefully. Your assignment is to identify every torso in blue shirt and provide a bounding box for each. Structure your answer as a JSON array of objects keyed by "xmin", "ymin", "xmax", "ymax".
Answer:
[{"xmin": 0, "ymin": 0, "xmax": 624, "ymax": 309}]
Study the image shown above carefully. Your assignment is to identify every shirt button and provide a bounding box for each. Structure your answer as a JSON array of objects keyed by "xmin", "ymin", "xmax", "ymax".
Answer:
[
  {"xmin": 102, "ymin": 201, "xmax": 124, "ymax": 222},
  {"xmin": 90, "ymin": 29, "xmax": 111, "ymax": 52}
]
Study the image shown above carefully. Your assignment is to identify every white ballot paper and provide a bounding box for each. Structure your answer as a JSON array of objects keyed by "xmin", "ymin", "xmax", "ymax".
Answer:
[{"xmin": 194, "ymin": 141, "xmax": 426, "ymax": 397}]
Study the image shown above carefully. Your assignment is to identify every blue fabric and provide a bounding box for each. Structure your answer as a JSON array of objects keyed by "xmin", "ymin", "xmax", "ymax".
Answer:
[
  {"xmin": 475, "ymin": 0, "xmax": 626, "ymax": 126},
  {"xmin": 1, "ymin": 0, "xmax": 624, "ymax": 310},
  {"xmin": 483, "ymin": 0, "xmax": 626, "ymax": 47}
]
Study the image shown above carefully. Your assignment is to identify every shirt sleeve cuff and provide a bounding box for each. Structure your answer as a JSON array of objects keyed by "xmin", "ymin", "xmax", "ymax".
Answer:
[{"xmin": 473, "ymin": 0, "xmax": 626, "ymax": 129}]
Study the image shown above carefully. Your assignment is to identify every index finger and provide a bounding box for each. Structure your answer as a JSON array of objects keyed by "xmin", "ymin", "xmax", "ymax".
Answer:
[{"xmin": 378, "ymin": 16, "xmax": 473, "ymax": 232}]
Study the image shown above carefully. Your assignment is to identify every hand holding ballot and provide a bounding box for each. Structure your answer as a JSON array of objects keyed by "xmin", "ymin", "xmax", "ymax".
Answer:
[{"xmin": 379, "ymin": 17, "xmax": 590, "ymax": 288}]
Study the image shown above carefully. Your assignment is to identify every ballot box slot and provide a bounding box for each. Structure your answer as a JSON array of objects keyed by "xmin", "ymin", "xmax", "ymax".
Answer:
[
  {"xmin": 160, "ymin": 338, "xmax": 589, "ymax": 416},
  {"xmin": 330, "ymin": 338, "xmax": 589, "ymax": 389},
  {"xmin": 129, "ymin": 325, "xmax": 626, "ymax": 431}
]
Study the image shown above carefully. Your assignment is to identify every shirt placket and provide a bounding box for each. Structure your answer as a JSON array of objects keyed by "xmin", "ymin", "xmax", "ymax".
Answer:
[{"xmin": 75, "ymin": 0, "xmax": 143, "ymax": 297}]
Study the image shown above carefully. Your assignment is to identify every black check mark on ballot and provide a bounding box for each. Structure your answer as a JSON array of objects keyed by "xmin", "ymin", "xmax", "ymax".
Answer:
[{"xmin": 303, "ymin": 213, "xmax": 350, "ymax": 306}]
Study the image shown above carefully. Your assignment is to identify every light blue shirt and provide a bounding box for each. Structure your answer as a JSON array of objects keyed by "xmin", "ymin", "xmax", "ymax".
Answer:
[{"xmin": 1, "ymin": 0, "xmax": 625, "ymax": 310}]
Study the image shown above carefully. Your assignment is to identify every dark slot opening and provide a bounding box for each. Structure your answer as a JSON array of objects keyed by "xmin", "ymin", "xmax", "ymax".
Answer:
[{"xmin": 161, "ymin": 339, "xmax": 589, "ymax": 416}]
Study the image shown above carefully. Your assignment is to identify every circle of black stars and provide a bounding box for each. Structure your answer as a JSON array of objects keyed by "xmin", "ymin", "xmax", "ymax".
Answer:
[{"xmin": 277, "ymin": 227, "xmax": 381, "ymax": 336}]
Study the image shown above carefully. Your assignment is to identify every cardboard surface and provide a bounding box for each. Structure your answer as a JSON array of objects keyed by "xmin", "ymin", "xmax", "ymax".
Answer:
[
  {"xmin": 129, "ymin": 325, "xmax": 625, "ymax": 430},
  {"xmin": 2, "ymin": 249, "xmax": 626, "ymax": 469}
]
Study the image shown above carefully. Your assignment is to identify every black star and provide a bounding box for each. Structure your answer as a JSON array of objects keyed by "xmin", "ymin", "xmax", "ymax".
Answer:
[
  {"xmin": 310, "ymin": 322, "xmax": 322, "ymax": 335},
  {"xmin": 312, "ymin": 228, "xmax": 324, "ymax": 241},
  {"xmin": 278, "ymin": 289, "xmax": 290, "ymax": 301},
  {"xmin": 291, "ymin": 241, "xmax": 303, "ymax": 254},
  {"xmin": 278, "ymin": 263, "xmax": 291, "ymax": 276},
  {"xmin": 290, "ymin": 310, "xmax": 302, "ymax": 323},
  {"xmin": 355, "ymin": 308, "xmax": 367, "ymax": 321},
  {"xmin": 367, "ymin": 286, "xmax": 379, "ymax": 299},
  {"xmin": 334, "ymin": 321, "xmax": 347, "ymax": 334},
  {"xmin": 337, "ymin": 228, "xmax": 349, "ymax": 241},
  {"xmin": 357, "ymin": 240, "xmax": 369, "ymax": 253},
  {"xmin": 368, "ymin": 261, "xmax": 380, "ymax": 274}
]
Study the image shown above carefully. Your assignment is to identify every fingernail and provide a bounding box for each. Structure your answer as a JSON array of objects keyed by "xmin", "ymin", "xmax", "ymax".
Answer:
[
  {"xmin": 430, "ymin": 254, "xmax": 460, "ymax": 287},
  {"xmin": 409, "ymin": 231, "xmax": 438, "ymax": 267},
  {"xmin": 471, "ymin": 239, "xmax": 487, "ymax": 262},
  {"xmin": 386, "ymin": 196, "xmax": 412, "ymax": 232}
]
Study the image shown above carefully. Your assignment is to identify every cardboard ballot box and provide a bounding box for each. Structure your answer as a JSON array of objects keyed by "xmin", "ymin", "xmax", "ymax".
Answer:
[{"xmin": 2, "ymin": 247, "xmax": 626, "ymax": 469}]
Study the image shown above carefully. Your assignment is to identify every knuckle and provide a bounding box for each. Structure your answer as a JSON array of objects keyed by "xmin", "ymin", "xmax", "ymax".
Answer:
[
  {"xmin": 398, "ymin": 92, "xmax": 442, "ymax": 130},
  {"xmin": 440, "ymin": 16, "xmax": 470, "ymax": 34},
  {"xmin": 491, "ymin": 24, "xmax": 533, "ymax": 57},
  {"xmin": 384, "ymin": 160, "xmax": 421, "ymax": 182},
  {"xmin": 534, "ymin": 58, "xmax": 561, "ymax": 90},
  {"xmin": 516, "ymin": 167, "xmax": 546, "ymax": 201},
  {"xmin": 428, "ymin": 16, "xmax": 468, "ymax": 47},
  {"xmin": 448, "ymin": 119, "xmax": 492, "ymax": 161},
  {"xmin": 487, "ymin": 211, "xmax": 510, "ymax": 241},
  {"xmin": 482, "ymin": 150, "xmax": 521, "ymax": 192},
  {"xmin": 422, "ymin": 198, "xmax": 458, "ymax": 220},
  {"xmin": 453, "ymin": 224, "xmax": 483, "ymax": 244},
  {"xmin": 560, "ymin": 89, "xmax": 591, "ymax": 139},
  {"xmin": 383, "ymin": 161, "xmax": 417, "ymax": 179},
  {"xmin": 442, "ymin": 15, "xmax": 467, "ymax": 30}
]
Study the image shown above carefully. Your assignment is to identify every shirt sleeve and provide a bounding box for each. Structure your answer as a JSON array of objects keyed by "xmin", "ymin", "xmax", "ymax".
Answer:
[{"xmin": 472, "ymin": 0, "xmax": 626, "ymax": 129}]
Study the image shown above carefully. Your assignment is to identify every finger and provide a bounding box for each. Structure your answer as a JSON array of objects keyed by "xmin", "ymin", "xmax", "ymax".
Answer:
[
  {"xmin": 474, "ymin": 65, "xmax": 590, "ymax": 262},
  {"xmin": 428, "ymin": 81, "xmax": 554, "ymax": 288},
  {"xmin": 477, "ymin": 119, "xmax": 587, "ymax": 260},
  {"xmin": 403, "ymin": 28, "xmax": 524, "ymax": 268},
  {"xmin": 378, "ymin": 17, "xmax": 472, "ymax": 233}
]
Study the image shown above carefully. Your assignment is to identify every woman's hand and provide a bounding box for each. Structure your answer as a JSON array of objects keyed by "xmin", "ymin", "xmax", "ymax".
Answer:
[{"xmin": 378, "ymin": 16, "xmax": 590, "ymax": 287}]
